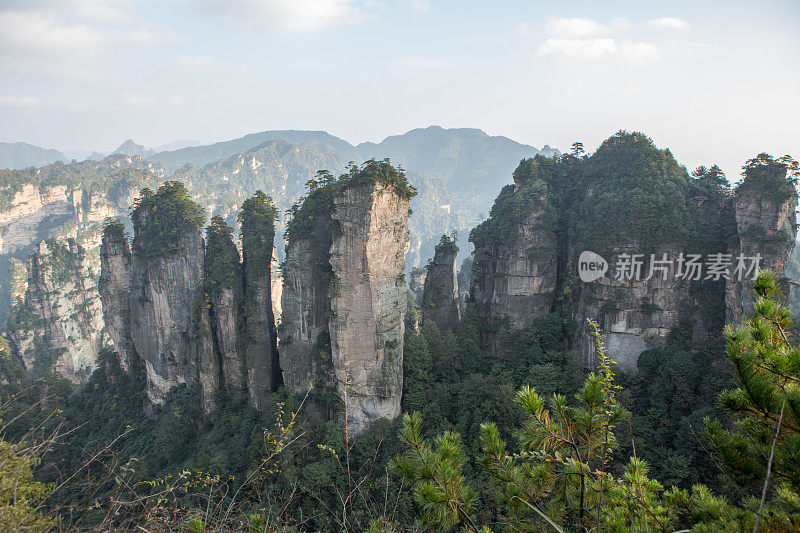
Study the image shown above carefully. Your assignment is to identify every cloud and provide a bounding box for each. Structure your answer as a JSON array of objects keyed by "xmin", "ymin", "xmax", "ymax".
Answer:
[
  {"xmin": 647, "ymin": 17, "xmax": 689, "ymax": 31},
  {"xmin": 537, "ymin": 38, "xmax": 617, "ymax": 60},
  {"xmin": 0, "ymin": 95, "xmax": 40, "ymax": 107},
  {"xmin": 117, "ymin": 94, "xmax": 184, "ymax": 108},
  {"xmin": 174, "ymin": 56, "xmax": 218, "ymax": 74},
  {"xmin": 407, "ymin": 0, "xmax": 430, "ymax": 13},
  {"xmin": 545, "ymin": 17, "xmax": 608, "ymax": 38},
  {"xmin": 619, "ymin": 41, "xmax": 660, "ymax": 64},
  {"xmin": 536, "ymin": 38, "xmax": 659, "ymax": 65},
  {"xmin": 189, "ymin": 0, "xmax": 363, "ymax": 32},
  {"xmin": 400, "ymin": 57, "xmax": 454, "ymax": 70}
]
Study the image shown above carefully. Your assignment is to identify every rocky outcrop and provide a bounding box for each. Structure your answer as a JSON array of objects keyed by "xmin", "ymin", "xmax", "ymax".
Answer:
[
  {"xmin": 129, "ymin": 221, "xmax": 205, "ymax": 406},
  {"xmin": 98, "ymin": 222, "xmax": 136, "ymax": 372},
  {"xmin": 726, "ymin": 163, "xmax": 799, "ymax": 324},
  {"xmin": 329, "ymin": 181, "xmax": 410, "ymax": 435},
  {"xmin": 571, "ymin": 248, "xmax": 694, "ymax": 371},
  {"xmin": 470, "ymin": 186, "xmax": 557, "ymax": 350},
  {"xmin": 421, "ymin": 236, "xmax": 460, "ymax": 332},
  {"xmin": 409, "ymin": 266, "xmax": 426, "ymax": 304},
  {"xmin": 8, "ymin": 239, "xmax": 107, "ymax": 381},
  {"xmin": 240, "ymin": 193, "xmax": 281, "ymax": 410},
  {"xmin": 212, "ymin": 282, "xmax": 246, "ymax": 401},
  {"xmin": 279, "ymin": 215, "xmax": 335, "ymax": 395},
  {"xmin": 280, "ymin": 162, "xmax": 413, "ymax": 435}
]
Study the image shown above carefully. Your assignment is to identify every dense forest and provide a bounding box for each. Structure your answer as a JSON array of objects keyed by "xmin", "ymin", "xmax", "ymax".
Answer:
[{"xmin": 1, "ymin": 143, "xmax": 799, "ymax": 531}]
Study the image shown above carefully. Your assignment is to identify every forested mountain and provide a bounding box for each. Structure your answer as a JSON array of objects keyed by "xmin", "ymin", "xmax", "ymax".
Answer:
[{"xmin": 0, "ymin": 142, "xmax": 66, "ymax": 170}]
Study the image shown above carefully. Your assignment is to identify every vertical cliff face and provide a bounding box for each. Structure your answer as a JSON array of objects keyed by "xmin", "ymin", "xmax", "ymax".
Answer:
[
  {"xmin": 726, "ymin": 157, "xmax": 799, "ymax": 324},
  {"xmin": 571, "ymin": 246, "xmax": 694, "ymax": 371},
  {"xmin": 469, "ymin": 181, "xmax": 557, "ymax": 354},
  {"xmin": 127, "ymin": 183, "xmax": 207, "ymax": 407},
  {"xmin": 329, "ymin": 181, "xmax": 410, "ymax": 435},
  {"xmin": 240, "ymin": 192, "xmax": 281, "ymax": 410},
  {"xmin": 421, "ymin": 235, "xmax": 460, "ymax": 332},
  {"xmin": 466, "ymin": 135, "xmax": 793, "ymax": 371},
  {"xmin": 8, "ymin": 239, "xmax": 107, "ymax": 381},
  {"xmin": 280, "ymin": 162, "xmax": 414, "ymax": 435},
  {"xmin": 205, "ymin": 216, "xmax": 247, "ymax": 402},
  {"xmin": 98, "ymin": 221, "xmax": 136, "ymax": 372},
  {"xmin": 279, "ymin": 214, "xmax": 335, "ymax": 395}
]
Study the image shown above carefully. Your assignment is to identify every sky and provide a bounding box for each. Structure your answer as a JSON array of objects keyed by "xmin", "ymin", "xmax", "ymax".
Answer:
[{"xmin": 0, "ymin": 0, "xmax": 798, "ymax": 179}]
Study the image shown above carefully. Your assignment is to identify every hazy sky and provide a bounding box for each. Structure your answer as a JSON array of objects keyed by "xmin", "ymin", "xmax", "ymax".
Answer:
[{"xmin": 0, "ymin": 0, "xmax": 797, "ymax": 179}]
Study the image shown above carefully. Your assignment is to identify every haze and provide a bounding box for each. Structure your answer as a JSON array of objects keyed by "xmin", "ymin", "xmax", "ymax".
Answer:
[{"xmin": 0, "ymin": 0, "xmax": 798, "ymax": 179}]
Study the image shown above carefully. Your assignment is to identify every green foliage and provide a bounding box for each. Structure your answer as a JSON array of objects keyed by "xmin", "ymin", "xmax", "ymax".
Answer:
[
  {"xmin": 469, "ymin": 179, "xmax": 549, "ymax": 246},
  {"xmin": 736, "ymin": 153, "xmax": 799, "ymax": 204},
  {"xmin": 390, "ymin": 412, "xmax": 478, "ymax": 532},
  {"xmin": 238, "ymin": 190, "xmax": 278, "ymax": 283},
  {"xmin": 132, "ymin": 181, "xmax": 206, "ymax": 260},
  {"xmin": 204, "ymin": 216, "xmax": 240, "ymax": 296},
  {"xmin": 705, "ymin": 270, "xmax": 800, "ymax": 529}
]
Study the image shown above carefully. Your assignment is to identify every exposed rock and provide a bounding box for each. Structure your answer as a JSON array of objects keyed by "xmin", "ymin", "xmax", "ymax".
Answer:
[
  {"xmin": 571, "ymin": 247, "xmax": 693, "ymax": 371},
  {"xmin": 212, "ymin": 283, "xmax": 246, "ymax": 401},
  {"xmin": 279, "ymin": 217, "xmax": 335, "ymax": 395},
  {"xmin": 421, "ymin": 236, "xmax": 460, "ymax": 332},
  {"xmin": 470, "ymin": 191, "xmax": 557, "ymax": 351},
  {"xmin": 195, "ymin": 300, "xmax": 219, "ymax": 415},
  {"xmin": 328, "ymin": 181, "xmax": 410, "ymax": 435},
  {"xmin": 129, "ymin": 201, "xmax": 206, "ymax": 406},
  {"xmin": 271, "ymin": 250, "xmax": 283, "ymax": 324},
  {"xmin": 9, "ymin": 239, "xmax": 107, "ymax": 381},
  {"xmin": 726, "ymin": 166, "xmax": 798, "ymax": 324},
  {"xmin": 408, "ymin": 266, "xmax": 426, "ymax": 304},
  {"xmin": 240, "ymin": 193, "xmax": 281, "ymax": 409},
  {"xmin": 98, "ymin": 222, "xmax": 136, "ymax": 372}
]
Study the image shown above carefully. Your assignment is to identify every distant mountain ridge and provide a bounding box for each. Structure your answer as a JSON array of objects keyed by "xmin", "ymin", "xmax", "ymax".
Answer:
[{"xmin": 0, "ymin": 142, "xmax": 66, "ymax": 170}]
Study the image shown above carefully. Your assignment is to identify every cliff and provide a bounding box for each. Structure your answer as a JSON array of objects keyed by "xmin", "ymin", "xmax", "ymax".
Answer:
[
  {"xmin": 8, "ymin": 239, "xmax": 107, "ymax": 381},
  {"xmin": 469, "ymin": 178, "xmax": 557, "ymax": 353},
  {"xmin": 421, "ymin": 235, "xmax": 460, "ymax": 332},
  {"xmin": 279, "ymin": 184, "xmax": 336, "ymax": 396},
  {"xmin": 467, "ymin": 135, "xmax": 798, "ymax": 371},
  {"xmin": 98, "ymin": 220, "xmax": 136, "ymax": 372},
  {"xmin": 240, "ymin": 192, "xmax": 281, "ymax": 410},
  {"xmin": 280, "ymin": 161, "xmax": 414, "ymax": 435},
  {"xmin": 329, "ymin": 180, "xmax": 411, "ymax": 435},
  {"xmin": 129, "ymin": 193, "xmax": 206, "ymax": 406},
  {"xmin": 726, "ymin": 154, "xmax": 799, "ymax": 324}
]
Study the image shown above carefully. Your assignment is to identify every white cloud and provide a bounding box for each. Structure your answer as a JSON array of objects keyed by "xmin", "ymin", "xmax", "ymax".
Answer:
[
  {"xmin": 545, "ymin": 17, "xmax": 608, "ymax": 38},
  {"xmin": 647, "ymin": 17, "xmax": 689, "ymax": 31},
  {"xmin": 190, "ymin": 0, "xmax": 363, "ymax": 32},
  {"xmin": 407, "ymin": 0, "xmax": 430, "ymax": 13},
  {"xmin": 400, "ymin": 57, "xmax": 454, "ymax": 70},
  {"xmin": 610, "ymin": 17, "xmax": 631, "ymax": 31},
  {"xmin": 537, "ymin": 38, "xmax": 659, "ymax": 65},
  {"xmin": 537, "ymin": 38, "xmax": 617, "ymax": 60},
  {"xmin": 0, "ymin": 10, "xmax": 105, "ymax": 58},
  {"xmin": 174, "ymin": 56, "xmax": 218, "ymax": 74},
  {"xmin": 0, "ymin": 95, "xmax": 40, "ymax": 107},
  {"xmin": 619, "ymin": 41, "xmax": 660, "ymax": 64},
  {"xmin": 117, "ymin": 94, "xmax": 184, "ymax": 108}
]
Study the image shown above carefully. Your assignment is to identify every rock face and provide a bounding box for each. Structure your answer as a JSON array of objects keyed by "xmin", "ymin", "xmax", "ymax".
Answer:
[
  {"xmin": 129, "ymin": 216, "xmax": 206, "ymax": 406},
  {"xmin": 279, "ymin": 216, "xmax": 335, "ymax": 395},
  {"xmin": 468, "ymin": 138, "xmax": 799, "ymax": 372},
  {"xmin": 98, "ymin": 223, "xmax": 136, "ymax": 372},
  {"xmin": 329, "ymin": 182, "xmax": 410, "ymax": 435},
  {"xmin": 280, "ymin": 162, "xmax": 413, "ymax": 435},
  {"xmin": 8, "ymin": 239, "xmax": 107, "ymax": 381},
  {"xmin": 726, "ymin": 167, "xmax": 799, "ymax": 324},
  {"xmin": 421, "ymin": 236, "xmax": 460, "ymax": 332},
  {"xmin": 470, "ymin": 187, "xmax": 557, "ymax": 352},
  {"xmin": 240, "ymin": 195, "xmax": 281, "ymax": 410},
  {"xmin": 571, "ymin": 247, "xmax": 694, "ymax": 371},
  {"xmin": 99, "ymin": 186, "xmax": 284, "ymax": 414}
]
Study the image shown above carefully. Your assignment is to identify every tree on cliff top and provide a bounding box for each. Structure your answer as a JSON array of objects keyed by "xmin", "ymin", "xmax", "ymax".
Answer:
[
  {"xmin": 204, "ymin": 216, "xmax": 240, "ymax": 296},
  {"xmin": 238, "ymin": 190, "xmax": 278, "ymax": 282},
  {"xmin": 131, "ymin": 181, "xmax": 205, "ymax": 260},
  {"xmin": 736, "ymin": 153, "xmax": 798, "ymax": 203}
]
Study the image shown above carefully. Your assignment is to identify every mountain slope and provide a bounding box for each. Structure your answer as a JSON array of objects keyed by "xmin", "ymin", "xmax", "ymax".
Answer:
[
  {"xmin": 0, "ymin": 142, "xmax": 66, "ymax": 170},
  {"xmin": 149, "ymin": 130, "xmax": 361, "ymax": 173}
]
